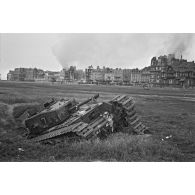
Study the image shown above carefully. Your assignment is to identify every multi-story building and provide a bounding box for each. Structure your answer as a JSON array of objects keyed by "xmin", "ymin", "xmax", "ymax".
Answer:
[
  {"xmin": 123, "ymin": 69, "xmax": 132, "ymax": 84},
  {"xmin": 113, "ymin": 68, "xmax": 123, "ymax": 83},
  {"xmin": 131, "ymin": 68, "xmax": 141, "ymax": 84},
  {"xmin": 7, "ymin": 68, "xmax": 49, "ymax": 82},
  {"xmin": 7, "ymin": 71, "xmax": 14, "ymax": 80},
  {"xmin": 62, "ymin": 66, "xmax": 76, "ymax": 81},
  {"xmin": 140, "ymin": 67, "xmax": 151, "ymax": 83},
  {"xmin": 103, "ymin": 68, "xmax": 114, "ymax": 84},
  {"xmin": 75, "ymin": 69, "xmax": 85, "ymax": 81},
  {"xmin": 60, "ymin": 66, "xmax": 84, "ymax": 82},
  {"xmin": 149, "ymin": 54, "xmax": 195, "ymax": 87},
  {"xmin": 7, "ymin": 66, "xmax": 84, "ymax": 83},
  {"xmin": 91, "ymin": 70, "xmax": 104, "ymax": 83},
  {"xmin": 104, "ymin": 72, "xmax": 114, "ymax": 83},
  {"xmin": 85, "ymin": 65, "xmax": 94, "ymax": 83},
  {"xmin": 172, "ymin": 63, "xmax": 195, "ymax": 87},
  {"xmin": 85, "ymin": 66, "xmax": 114, "ymax": 84},
  {"xmin": 150, "ymin": 55, "xmax": 168, "ymax": 85},
  {"xmin": 7, "ymin": 68, "xmax": 45, "ymax": 81},
  {"xmin": 44, "ymin": 70, "xmax": 59, "ymax": 81}
]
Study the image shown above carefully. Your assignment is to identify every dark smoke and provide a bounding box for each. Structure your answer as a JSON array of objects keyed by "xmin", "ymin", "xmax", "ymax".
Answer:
[{"xmin": 162, "ymin": 33, "xmax": 194, "ymax": 58}]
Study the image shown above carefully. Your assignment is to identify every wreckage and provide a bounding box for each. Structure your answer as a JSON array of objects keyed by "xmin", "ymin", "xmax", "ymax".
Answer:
[{"xmin": 23, "ymin": 94, "xmax": 148, "ymax": 142}]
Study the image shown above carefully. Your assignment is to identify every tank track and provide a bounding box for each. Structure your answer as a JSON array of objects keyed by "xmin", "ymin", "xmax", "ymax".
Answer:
[
  {"xmin": 29, "ymin": 123, "xmax": 80, "ymax": 142},
  {"xmin": 29, "ymin": 116, "xmax": 110, "ymax": 142},
  {"xmin": 111, "ymin": 95, "xmax": 148, "ymax": 134},
  {"xmin": 74, "ymin": 116, "xmax": 110, "ymax": 138},
  {"xmin": 29, "ymin": 95, "xmax": 147, "ymax": 143}
]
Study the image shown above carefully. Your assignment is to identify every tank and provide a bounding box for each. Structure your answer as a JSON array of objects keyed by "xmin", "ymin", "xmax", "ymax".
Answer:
[{"xmin": 23, "ymin": 94, "xmax": 148, "ymax": 142}]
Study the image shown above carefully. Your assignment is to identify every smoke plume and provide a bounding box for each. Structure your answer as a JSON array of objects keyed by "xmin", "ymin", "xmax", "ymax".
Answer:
[
  {"xmin": 157, "ymin": 33, "xmax": 194, "ymax": 58},
  {"xmin": 52, "ymin": 33, "xmax": 195, "ymax": 69}
]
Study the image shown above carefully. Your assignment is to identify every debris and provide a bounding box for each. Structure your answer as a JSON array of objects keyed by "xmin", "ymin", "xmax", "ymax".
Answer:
[
  {"xmin": 18, "ymin": 148, "xmax": 24, "ymax": 152},
  {"xmin": 165, "ymin": 135, "xmax": 172, "ymax": 139}
]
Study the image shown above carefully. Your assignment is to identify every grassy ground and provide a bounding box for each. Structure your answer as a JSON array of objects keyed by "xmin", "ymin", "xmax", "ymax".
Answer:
[{"xmin": 0, "ymin": 81, "xmax": 195, "ymax": 161}]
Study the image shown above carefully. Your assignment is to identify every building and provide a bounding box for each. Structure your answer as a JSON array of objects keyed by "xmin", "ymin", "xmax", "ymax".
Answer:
[
  {"xmin": 75, "ymin": 69, "xmax": 85, "ymax": 81},
  {"xmin": 113, "ymin": 68, "xmax": 123, "ymax": 83},
  {"xmin": 123, "ymin": 69, "xmax": 132, "ymax": 84},
  {"xmin": 91, "ymin": 69, "xmax": 104, "ymax": 83},
  {"xmin": 131, "ymin": 68, "xmax": 141, "ymax": 84},
  {"xmin": 150, "ymin": 55, "xmax": 168, "ymax": 85},
  {"xmin": 7, "ymin": 68, "xmax": 26, "ymax": 81},
  {"xmin": 60, "ymin": 66, "xmax": 85, "ymax": 82},
  {"xmin": 7, "ymin": 66, "xmax": 85, "ymax": 83},
  {"xmin": 85, "ymin": 65, "xmax": 94, "ymax": 83},
  {"xmin": 172, "ymin": 64, "xmax": 195, "ymax": 87},
  {"xmin": 7, "ymin": 68, "xmax": 47, "ymax": 82},
  {"xmin": 149, "ymin": 54, "xmax": 195, "ymax": 87},
  {"xmin": 104, "ymin": 72, "xmax": 114, "ymax": 83},
  {"xmin": 42, "ymin": 70, "xmax": 59, "ymax": 81},
  {"xmin": 60, "ymin": 66, "xmax": 76, "ymax": 82},
  {"xmin": 141, "ymin": 67, "xmax": 151, "ymax": 83},
  {"xmin": 85, "ymin": 66, "xmax": 114, "ymax": 84}
]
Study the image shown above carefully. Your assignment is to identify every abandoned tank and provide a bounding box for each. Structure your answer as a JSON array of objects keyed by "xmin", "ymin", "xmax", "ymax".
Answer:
[{"xmin": 22, "ymin": 94, "xmax": 148, "ymax": 142}]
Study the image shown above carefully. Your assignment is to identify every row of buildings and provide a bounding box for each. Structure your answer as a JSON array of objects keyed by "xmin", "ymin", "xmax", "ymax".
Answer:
[
  {"xmin": 7, "ymin": 68, "xmax": 45, "ymax": 81},
  {"xmin": 7, "ymin": 66, "xmax": 84, "ymax": 83},
  {"xmin": 6, "ymin": 54, "xmax": 195, "ymax": 87},
  {"xmin": 85, "ymin": 54, "xmax": 195, "ymax": 87},
  {"xmin": 85, "ymin": 65, "xmax": 147, "ymax": 85}
]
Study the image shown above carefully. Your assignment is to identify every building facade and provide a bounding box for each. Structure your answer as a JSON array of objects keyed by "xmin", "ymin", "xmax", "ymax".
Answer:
[
  {"xmin": 131, "ymin": 68, "xmax": 141, "ymax": 83},
  {"xmin": 141, "ymin": 67, "xmax": 151, "ymax": 83},
  {"xmin": 149, "ymin": 54, "xmax": 195, "ymax": 87},
  {"xmin": 123, "ymin": 69, "xmax": 132, "ymax": 84},
  {"xmin": 113, "ymin": 68, "xmax": 123, "ymax": 83},
  {"xmin": 85, "ymin": 65, "xmax": 94, "ymax": 83},
  {"xmin": 6, "ymin": 55, "xmax": 195, "ymax": 87},
  {"xmin": 7, "ymin": 68, "xmax": 45, "ymax": 81}
]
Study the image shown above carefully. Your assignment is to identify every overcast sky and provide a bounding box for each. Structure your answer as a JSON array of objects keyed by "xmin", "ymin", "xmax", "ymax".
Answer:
[{"xmin": 1, "ymin": 33, "xmax": 195, "ymax": 80}]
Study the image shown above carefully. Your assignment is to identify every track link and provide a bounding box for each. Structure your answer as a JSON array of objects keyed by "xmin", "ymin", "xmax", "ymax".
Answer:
[
  {"xmin": 75, "ymin": 116, "xmax": 110, "ymax": 138},
  {"xmin": 114, "ymin": 95, "xmax": 148, "ymax": 134}
]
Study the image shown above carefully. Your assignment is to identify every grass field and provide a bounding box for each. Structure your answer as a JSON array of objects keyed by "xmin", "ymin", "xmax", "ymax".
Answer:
[{"xmin": 0, "ymin": 81, "xmax": 195, "ymax": 161}]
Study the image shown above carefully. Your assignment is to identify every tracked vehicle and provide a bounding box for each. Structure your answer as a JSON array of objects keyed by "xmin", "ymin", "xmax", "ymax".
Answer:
[{"xmin": 23, "ymin": 94, "xmax": 148, "ymax": 142}]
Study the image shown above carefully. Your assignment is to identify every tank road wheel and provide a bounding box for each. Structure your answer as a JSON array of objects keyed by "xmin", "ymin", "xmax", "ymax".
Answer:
[{"xmin": 111, "ymin": 95, "xmax": 148, "ymax": 134}]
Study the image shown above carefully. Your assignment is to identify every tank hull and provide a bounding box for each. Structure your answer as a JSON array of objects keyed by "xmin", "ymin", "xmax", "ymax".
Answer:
[{"xmin": 24, "ymin": 94, "xmax": 148, "ymax": 142}]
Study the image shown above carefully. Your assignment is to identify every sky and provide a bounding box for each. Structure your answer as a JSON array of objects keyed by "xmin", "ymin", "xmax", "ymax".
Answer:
[{"xmin": 1, "ymin": 33, "xmax": 195, "ymax": 80}]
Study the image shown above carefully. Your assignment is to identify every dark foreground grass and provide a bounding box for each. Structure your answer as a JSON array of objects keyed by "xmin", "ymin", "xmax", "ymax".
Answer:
[
  {"xmin": 0, "ymin": 133, "xmax": 183, "ymax": 162},
  {"xmin": 0, "ymin": 81, "xmax": 194, "ymax": 161}
]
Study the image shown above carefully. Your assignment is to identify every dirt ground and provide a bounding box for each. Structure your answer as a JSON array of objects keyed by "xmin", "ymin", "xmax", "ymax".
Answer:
[{"xmin": 0, "ymin": 81, "xmax": 195, "ymax": 161}]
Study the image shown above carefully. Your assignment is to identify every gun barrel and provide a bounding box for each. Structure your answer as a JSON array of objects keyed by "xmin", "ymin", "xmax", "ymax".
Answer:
[
  {"xmin": 77, "ymin": 93, "xmax": 99, "ymax": 107},
  {"xmin": 70, "ymin": 94, "xmax": 99, "ymax": 112}
]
